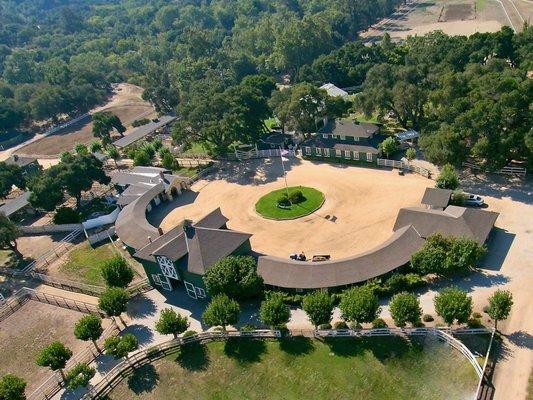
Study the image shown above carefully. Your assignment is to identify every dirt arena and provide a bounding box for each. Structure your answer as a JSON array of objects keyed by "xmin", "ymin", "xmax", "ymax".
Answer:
[
  {"xmin": 360, "ymin": 0, "xmax": 527, "ymax": 43},
  {"xmin": 0, "ymin": 301, "xmax": 89, "ymax": 393},
  {"xmin": 16, "ymin": 84, "xmax": 156, "ymax": 156},
  {"xmin": 154, "ymin": 159, "xmax": 431, "ymax": 259}
]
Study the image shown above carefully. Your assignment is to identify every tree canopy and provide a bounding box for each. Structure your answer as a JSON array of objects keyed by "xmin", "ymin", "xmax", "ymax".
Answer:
[
  {"xmin": 155, "ymin": 308, "xmax": 190, "ymax": 338},
  {"xmin": 259, "ymin": 292, "xmax": 291, "ymax": 329},
  {"xmin": 101, "ymin": 256, "xmax": 134, "ymax": 288},
  {"xmin": 302, "ymin": 291, "xmax": 334, "ymax": 329},
  {"xmin": 202, "ymin": 294, "xmax": 240, "ymax": 331},
  {"xmin": 0, "ymin": 374, "xmax": 26, "ymax": 400},
  {"xmin": 203, "ymin": 256, "xmax": 263, "ymax": 300},
  {"xmin": 487, "ymin": 289, "xmax": 514, "ymax": 329},
  {"xmin": 339, "ymin": 286, "xmax": 381, "ymax": 325},
  {"xmin": 389, "ymin": 292, "xmax": 422, "ymax": 327},
  {"xmin": 434, "ymin": 287, "xmax": 472, "ymax": 326}
]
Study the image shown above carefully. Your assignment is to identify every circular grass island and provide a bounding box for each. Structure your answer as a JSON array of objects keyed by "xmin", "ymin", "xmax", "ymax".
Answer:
[{"xmin": 255, "ymin": 186, "xmax": 325, "ymax": 220}]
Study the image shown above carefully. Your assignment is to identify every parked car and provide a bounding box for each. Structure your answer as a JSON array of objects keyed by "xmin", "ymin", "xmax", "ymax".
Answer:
[{"xmin": 465, "ymin": 194, "xmax": 484, "ymax": 207}]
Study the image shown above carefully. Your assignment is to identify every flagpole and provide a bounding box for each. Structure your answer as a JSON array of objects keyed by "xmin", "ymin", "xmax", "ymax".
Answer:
[{"xmin": 279, "ymin": 146, "xmax": 290, "ymax": 198}]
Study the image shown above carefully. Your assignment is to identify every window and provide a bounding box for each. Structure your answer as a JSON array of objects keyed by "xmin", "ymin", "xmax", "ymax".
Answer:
[
  {"xmin": 184, "ymin": 281, "xmax": 197, "ymax": 299},
  {"xmin": 344, "ymin": 150, "xmax": 350, "ymax": 159},
  {"xmin": 354, "ymin": 136, "xmax": 359, "ymax": 142},
  {"xmin": 305, "ymin": 147, "xmax": 311, "ymax": 155},
  {"xmin": 196, "ymin": 287, "xmax": 206, "ymax": 298},
  {"xmin": 335, "ymin": 149, "xmax": 342, "ymax": 157},
  {"xmin": 322, "ymin": 134, "xmax": 328, "ymax": 139},
  {"xmin": 340, "ymin": 135, "xmax": 345, "ymax": 141},
  {"xmin": 354, "ymin": 152, "xmax": 359, "ymax": 160},
  {"xmin": 151, "ymin": 274, "xmax": 162, "ymax": 285},
  {"xmin": 316, "ymin": 148, "xmax": 322, "ymax": 156},
  {"xmin": 366, "ymin": 152, "xmax": 373, "ymax": 162},
  {"xmin": 324, "ymin": 148, "xmax": 330, "ymax": 157}
]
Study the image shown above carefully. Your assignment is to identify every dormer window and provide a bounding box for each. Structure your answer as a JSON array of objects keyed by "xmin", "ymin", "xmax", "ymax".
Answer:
[
  {"xmin": 340, "ymin": 135, "xmax": 345, "ymax": 140},
  {"xmin": 322, "ymin": 134, "xmax": 328, "ymax": 139}
]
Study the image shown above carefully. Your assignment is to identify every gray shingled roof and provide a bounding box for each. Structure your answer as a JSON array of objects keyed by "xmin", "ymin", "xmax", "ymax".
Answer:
[
  {"xmin": 0, "ymin": 191, "xmax": 31, "ymax": 217},
  {"xmin": 257, "ymin": 225, "xmax": 425, "ymax": 289},
  {"xmin": 133, "ymin": 209, "xmax": 251, "ymax": 276},
  {"xmin": 393, "ymin": 206, "xmax": 499, "ymax": 244},
  {"xmin": 421, "ymin": 188, "xmax": 452, "ymax": 208},
  {"xmin": 113, "ymin": 115, "xmax": 176, "ymax": 148},
  {"xmin": 319, "ymin": 120, "xmax": 379, "ymax": 138},
  {"xmin": 258, "ymin": 204, "xmax": 498, "ymax": 289},
  {"xmin": 5, "ymin": 155, "xmax": 37, "ymax": 168}
]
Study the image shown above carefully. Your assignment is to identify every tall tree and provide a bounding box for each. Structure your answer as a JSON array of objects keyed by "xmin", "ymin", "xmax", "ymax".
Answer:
[
  {"xmin": 339, "ymin": 286, "xmax": 381, "ymax": 325},
  {"xmin": 202, "ymin": 294, "xmax": 240, "ymax": 331},
  {"xmin": 487, "ymin": 290, "xmax": 513, "ymax": 330},
  {"xmin": 434, "ymin": 287, "xmax": 472, "ymax": 326},
  {"xmin": 101, "ymin": 256, "xmax": 134, "ymax": 288},
  {"xmin": 92, "ymin": 112, "xmax": 126, "ymax": 145},
  {"xmin": 0, "ymin": 374, "xmax": 26, "ymax": 400},
  {"xmin": 0, "ymin": 213, "xmax": 21, "ymax": 257},
  {"xmin": 98, "ymin": 287, "xmax": 129, "ymax": 326},
  {"xmin": 302, "ymin": 291, "xmax": 334, "ymax": 329},
  {"xmin": 259, "ymin": 293, "xmax": 290, "ymax": 329},
  {"xmin": 36, "ymin": 342, "xmax": 73, "ymax": 382},
  {"xmin": 155, "ymin": 308, "xmax": 190, "ymax": 339},
  {"xmin": 389, "ymin": 292, "xmax": 422, "ymax": 327},
  {"xmin": 0, "ymin": 162, "xmax": 26, "ymax": 198},
  {"xmin": 74, "ymin": 315, "xmax": 103, "ymax": 351}
]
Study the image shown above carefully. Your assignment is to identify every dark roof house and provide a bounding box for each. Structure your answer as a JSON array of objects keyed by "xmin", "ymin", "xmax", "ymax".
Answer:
[{"xmin": 421, "ymin": 188, "xmax": 452, "ymax": 210}]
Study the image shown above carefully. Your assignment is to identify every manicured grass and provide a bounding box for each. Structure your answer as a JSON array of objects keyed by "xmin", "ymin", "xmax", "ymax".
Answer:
[
  {"xmin": 59, "ymin": 242, "xmax": 120, "ymax": 286},
  {"xmin": 264, "ymin": 117, "xmax": 280, "ymax": 130},
  {"xmin": 255, "ymin": 186, "xmax": 324, "ymax": 220},
  {"xmin": 173, "ymin": 166, "xmax": 201, "ymax": 177},
  {"xmin": 108, "ymin": 337, "xmax": 478, "ymax": 400}
]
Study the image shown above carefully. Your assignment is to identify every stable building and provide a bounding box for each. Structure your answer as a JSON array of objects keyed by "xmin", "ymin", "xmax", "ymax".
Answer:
[
  {"xmin": 133, "ymin": 209, "xmax": 252, "ymax": 298},
  {"xmin": 301, "ymin": 119, "xmax": 383, "ymax": 163}
]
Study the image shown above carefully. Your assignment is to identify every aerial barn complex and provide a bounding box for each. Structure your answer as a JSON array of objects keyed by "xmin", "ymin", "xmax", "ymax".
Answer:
[{"xmin": 114, "ymin": 184, "xmax": 498, "ymax": 296}]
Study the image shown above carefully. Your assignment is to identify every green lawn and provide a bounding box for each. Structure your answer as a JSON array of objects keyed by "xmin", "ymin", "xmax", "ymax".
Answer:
[
  {"xmin": 108, "ymin": 337, "xmax": 477, "ymax": 400},
  {"xmin": 255, "ymin": 186, "xmax": 324, "ymax": 220},
  {"xmin": 58, "ymin": 242, "xmax": 120, "ymax": 286}
]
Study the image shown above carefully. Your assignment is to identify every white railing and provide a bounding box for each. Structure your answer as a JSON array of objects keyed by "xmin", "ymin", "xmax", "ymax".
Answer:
[
  {"xmin": 82, "ymin": 327, "xmax": 490, "ymax": 399},
  {"xmin": 23, "ymin": 229, "xmax": 83, "ymax": 272},
  {"xmin": 463, "ymin": 162, "xmax": 527, "ymax": 177},
  {"xmin": 229, "ymin": 148, "xmax": 297, "ymax": 161},
  {"xmin": 82, "ymin": 330, "xmax": 282, "ymax": 399},
  {"xmin": 377, "ymin": 158, "xmax": 431, "ymax": 178}
]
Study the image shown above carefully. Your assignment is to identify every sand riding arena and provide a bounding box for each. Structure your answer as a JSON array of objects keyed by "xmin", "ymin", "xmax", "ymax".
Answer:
[{"xmin": 151, "ymin": 159, "xmax": 431, "ymax": 260}]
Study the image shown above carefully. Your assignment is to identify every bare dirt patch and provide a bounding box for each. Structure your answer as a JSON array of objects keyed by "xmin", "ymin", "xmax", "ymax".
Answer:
[
  {"xmin": 17, "ymin": 103, "xmax": 155, "ymax": 156},
  {"xmin": 153, "ymin": 159, "xmax": 431, "ymax": 260},
  {"xmin": 0, "ymin": 301, "xmax": 88, "ymax": 393},
  {"xmin": 361, "ymin": 0, "xmax": 510, "ymax": 42}
]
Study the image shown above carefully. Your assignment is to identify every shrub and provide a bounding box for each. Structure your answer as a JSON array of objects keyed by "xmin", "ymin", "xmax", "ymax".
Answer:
[
  {"xmin": 319, "ymin": 323, "xmax": 332, "ymax": 330},
  {"xmin": 182, "ymin": 330, "xmax": 197, "ymax": 338},
  {"xmin": 467, "ymin": 318, "xmax": 483, "ymax": 328},
  {"xmin": 240, "ymin": 324, "xmax": 257, "ymax": 332},
  {"xmin": 259, "ymin": 292, "xmax": 290, "ymax": 329},
  {"xmin": 133, "ymin": 149, "xmax": 151, "ymax": 166},
  {"xmin": 385, "ymin": 273, "xmax": 408, "ymax": 293},
  {"xmin": 436, "ymin": 164, "xmax": 459, "ymax": 190},
  {"xmin": 65, "ymin": 362, "xmax": 95, "ymax": 390},
  {"xmin": 302, "ymin": 291, "xmax": 333, "ymax": 329},
  {"xmin": 53, "ymin": 207, "xmax": 81, "ymax": 224},
  {"xmin": 451, "ymin": 189, "xmax": 467, "ymax": 206},
  {"xmin": 422, "ymin": 314, "xmax": 434, "ymax": 322},
  {"xmin": 482, "ymin": 305, "xmax": 490, "ymax": 313},
  {"xmin": 472, "ymin": 312, "xmax": 482, "ymax": 319},
  {"xmin": 389, "ymin": 292, "xmax": 422, "ymax": 327},
  {"xmin": 161, "ymin": 152, "xmax": 176, "ymax": 170},
  {"xmin": 203, "ymin": 256, "xmax": 263, "ymax": 300},
  {"xmin": 333, "ymin": 321, "xmax": 349, "ymax": 329},
  {"xmin": 132, "ymin": 118, "xmax": 150, "ymax": 127},
  {"xmin": 277, "ymin": 194, "xmax": 291, "ymax": 207},
  {"xmin": 288, "ymin": 190, "xmax": 304, "ymax": 204},
  {"xmin": 101, "ymin": 256, "xmax": 134, "ymax": 288},
  {"xmin": 372, "ymin": 318, "xmax": 388, "ymax": 328}
]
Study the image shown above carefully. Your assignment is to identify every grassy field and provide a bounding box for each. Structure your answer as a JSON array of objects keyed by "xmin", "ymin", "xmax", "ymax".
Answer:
[
  {"xmin": 58, "ymin": 242, "xmax": 121, "ymax": 286},
  {"xmin": 108, "ymin": 337, "xmax": 477, "ymax": 400},
  {"xmin": 255, "ymin": 186, "xmax": 324, "ymax": 220}
]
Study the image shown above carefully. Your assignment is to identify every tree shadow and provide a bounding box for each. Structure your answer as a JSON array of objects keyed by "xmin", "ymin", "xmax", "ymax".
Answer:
[
  {"xmin": 121, "ymin": 323, "xmax": 154, "ymax": 346},
  {"xmin": 278, "ymin": 337, "xmax": 315, "ymax": 356},
  {"xmin": 324, "ymin": 336, "xmax": 412, "ymax": 361},
  {"xmin": 127, "ymin": 364, "xmax": 159, "ymax": 394},
  {"xmin": 224, "ymin": 338, "xmax": 267, "ymax": 364},
  {"xmin": 480, "ymin": 228, "xmax": 516, "ymax": 272},
  {"xmin": 507, "ymin": 331, "xmax": 533, "ymax": 350},
  {"xmin": 175, "ymin": 342, "xmax": 210, "ymax": 371},
  {"xmin": 127, "ymin": 295, "xmax": 158, "ymax": 319}
]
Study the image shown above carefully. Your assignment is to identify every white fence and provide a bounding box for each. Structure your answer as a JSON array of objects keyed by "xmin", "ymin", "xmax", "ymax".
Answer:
[
  {"xmin": 87, "ymin": 226, "xmax": 116, "ymax": 246},
  {"xmin": 20, "ymin": 223, "xmax": 83, "ymax": 235},
  {"xmin": 228, "ymin": 148, "xmax": 297, "ymax": 161},
  {"xmin": 377, "ymin": 158, "xmax": 432, "ymax": 178},
  {"xmin": 82, "ymin": 327, "xmax": 491, "ymax": 400},
  {"xmin": 42, "ymin": 113, "xmax": 90, "ymax": 137},
  {"xmin": 82, "ymin": 207, "xmax": 120, "ymax": 230},
  {"xmin": 463, "ymin": 161, "xmax": 527, "ymax": 177},
  {"xmin": 23, "ymin": 229, "xmax": 83, "ymax": 271}
]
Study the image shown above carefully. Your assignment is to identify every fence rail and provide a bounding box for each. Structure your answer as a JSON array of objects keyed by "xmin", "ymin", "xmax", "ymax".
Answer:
[
  {"xmin": 82, "ymin": 327, "xmax": 490, "ymax": 400},
  {"xmin": 27, "ymin": 320, "xmax": 120, "ymax": 400},
  {"xmin": 227, "ymin": 148, "xmax": 297, "ymax": 161},
  {"xmin": 23, "ymin": 229, "xmax": 83, "ymax": 272},
  {"xmin": 463, "ymin": 161, "xmax": 527, "ymax": 177},
  {"xmin": 377, "ymin": 158, "xmax": 431, "ymax": 178}
]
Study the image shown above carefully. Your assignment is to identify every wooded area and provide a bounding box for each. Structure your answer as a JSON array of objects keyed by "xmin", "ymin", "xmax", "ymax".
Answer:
[{"xmin": 0, "ymin": 0, "xmax": 531, "ymax": 168}]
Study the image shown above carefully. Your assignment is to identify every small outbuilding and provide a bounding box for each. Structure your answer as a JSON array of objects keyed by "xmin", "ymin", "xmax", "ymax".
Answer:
[
  {"xmin": 320, "ymin": 83, "xmax": 348, "ymax": 98},
  {"xmin": 421, "ymin": 188, "xmax": 452, "ymax": 210}
]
